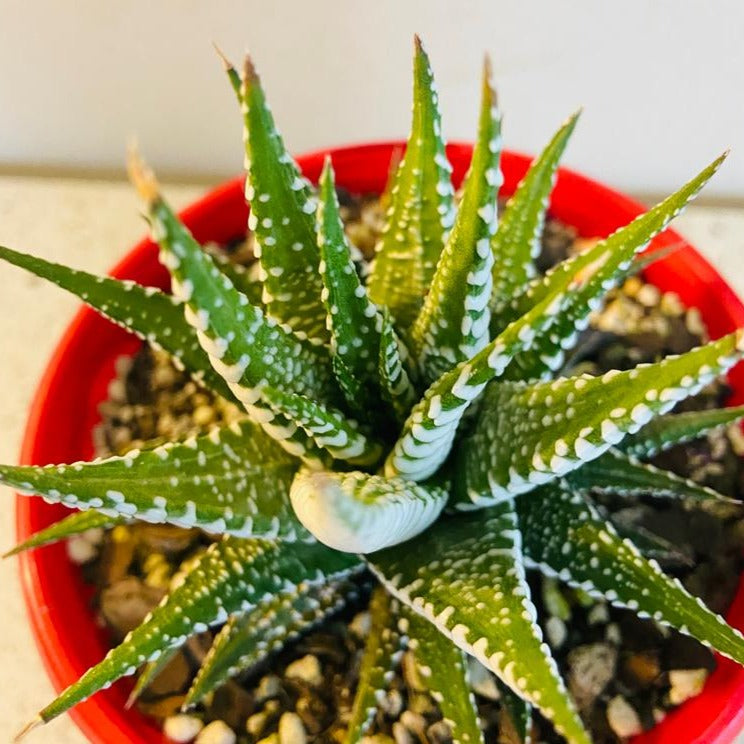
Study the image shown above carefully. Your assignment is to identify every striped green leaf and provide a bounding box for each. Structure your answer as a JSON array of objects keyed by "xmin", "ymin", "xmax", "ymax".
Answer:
[
  {"xmin": 402, "ymin": 606, "xmax": 484, "ymax": 744},
  {"xmin": 0, "ymin": 245, "xmax": 234, "ymax": 401},
  {"xmin": 289, "ymin": 469, "xmax": 448, "ymax": 553},
  {"xmin": 489, "ymin": 111, "xmax": 580, "ymax": 323},
  {"xmin": 385, "ymin": 287, "xmax": 574, "ymax": 482},
  {"xmin": 499, "ymin": 154, "xmax": 728, "ymax": 379},
  {"xmin": 347, "ymin": 587, "xmax": 404, "ymax": 744},
  {"xmin": 2, "ymin": 420, "xmax": 306, "ymax": 540},
  {"xmin": 260, "ymin": 386, "xmax": 383, "ymax": 468},
  {"xmin": 316, "ymin": 159, "xmax": 389, "ymax": 425},
  {"xmin": 518, "ymin": 481, "xmax": 744, "ymax": 664},
  {"xmin": 411, "ymin": 58, "xmax": 502, "ymax": 384},
  {"xmin": 496, "ymin": 677, "xmax": 532, "ymax": 744},
  {"xmin": 185, "ymin": 579, "xmax": 358, "ymax": 707},
  {"xmin": 567, "ymin": 447, "xmax": 738, "ymax": 505},
  {"xmin": 454, "ymin": 330, "xmax": 744, "ymax": 507},
  {"xmin": 32, "ymin": 537, "xmax": 361, "ymax": 725},
  {"xmin": 239, "ymin": 57, "xmax": 327, "ymax": 342},
  {"xmin": 367, "ymin": 37, "xmax": 455, "ymax": 329},
  {"xmin": 3, "ymin": 510, "xmax": 121, "ymax": 558},
  {"xmin": 379, "ymin": 309, "xmax": 418, "ymax": 425},
  {"xmin": 621, "ymin": 405, "xmax": 744, "ymax": 458},
  {"xmin": 368, "ymin": 501, "xmax": 590, "ymax": 744}
]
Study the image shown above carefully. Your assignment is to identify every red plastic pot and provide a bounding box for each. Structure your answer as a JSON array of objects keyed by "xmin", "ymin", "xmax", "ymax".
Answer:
[{"xmin": 14, "ymin": 143, "xmax": 744, "ymax": 744}]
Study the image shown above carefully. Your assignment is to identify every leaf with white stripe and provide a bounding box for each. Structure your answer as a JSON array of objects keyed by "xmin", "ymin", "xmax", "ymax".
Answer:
[
  {"xmin": 367, "ymin": 37, "xmax": 455, "ymax": 329},
  {"xmin": 379, "ymin": 309, "xmax": 418, "ymax": 425},
  {"xmin": 289, "ymin": 470, "xmax": 448, "ymax": 553},
  {"xmin": 317, "ymin": 159, "xmax": 390, "ymax": 426},
  {"xmin": 567, "ymin": 447, "xmax": 739, "ymax": 505},
  {"xmin": 453, "ymin": 330, "xmax": 744, "ymax": 507},
  {"xmin": 185, "ymin": 579, "xmax": 358, "ymax": 707},
  {"xmin": 347, "ymin": 587, "xmax": 404, "ymax": 744},
  {"xmin": 385, "ymin": 287, "xmax": 573, "ymax": 482},
  {"xmin": 499, "ymin": 153, "xmax": 728, "ymax": 379},
  {"xmin": 3, "ymin": 510, "xmax": 122, "ymax": 558},
  {"xmin": 411, "ymin": 58, "xmax": 502, "ymax": 384},
  {"xmin": 489, "ymin": 111, "xmax": 580, "ymax": 324},
  {"xmin": 367, "ymin": 501, "xmax": 590, "ymax": 744},
  {"xmin": 260, "ymin": 386, "xmax": 383, "ymax": 468},
  {"xmin": 31, "ymin": 537, "xmax": 362, "ymax": 726},
  {"xmin": 518, "ymin": 480, "xmax": 744, "ymax": 664},
  {"xmin": 239, "ymin": 56, "xmax": 327, "ymax": 342},
  {"xmin": 128, "ymin": 155, "xmax": 343, "ymax": 465},
  {"xmin": 621, "ymin": 405, "xmax": 744, "ymax": 458},
  {"xmin": 0, "ymin": 245, "xmax": 234, "ymax": 401},
  {"xmin": 401, "ymin": 606, "xmax": 484, "ymax": 744},
  {"xmin": 1, "ymin": 420, "xmax": 306, "ymax": 540},
  {"xmin": 496, "ymin": 678, "xmax": 533, "ymax": 744}
]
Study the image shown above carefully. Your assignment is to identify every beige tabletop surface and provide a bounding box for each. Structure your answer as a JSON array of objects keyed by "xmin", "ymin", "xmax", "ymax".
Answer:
[{"xmin": 0, "ymin": 174, "xmax": 743, "ymax": 743}]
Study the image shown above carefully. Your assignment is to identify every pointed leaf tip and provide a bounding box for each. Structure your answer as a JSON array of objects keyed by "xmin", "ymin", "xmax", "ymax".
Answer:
[
  {"xmin": 211, "ymin": 42, "xmax": 234, "ymax": 72},
  {"xmin": 126, "ymin": 145, "xmax": 159, "ymax": 205}
]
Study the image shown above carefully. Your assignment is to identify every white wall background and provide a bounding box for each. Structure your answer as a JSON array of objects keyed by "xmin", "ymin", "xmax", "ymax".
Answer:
[{"xmin": 1, "ymin": 1, "xmax": 744, "ymax": 198}]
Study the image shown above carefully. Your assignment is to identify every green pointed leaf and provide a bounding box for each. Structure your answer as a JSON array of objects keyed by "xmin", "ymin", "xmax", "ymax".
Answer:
[
  {"xmin": 35, "ymin": 537, "xmax": 361, "ymax": 724},
  {"xmin": 3, "ymin": 510, "xmax": 122, "ymax": 558},
  {"xmin": 129, "ymin": 158, "xmax": 343, "ymax": 465},
  {"xmin": 379, "ymin": 309, "xmax": 418, "ymax": 425},
  {"xmin": 239, "ymin": 57, "xmax": 327, "ymax": 342},
  {"xmin": 317, "ymin": 159, "xmax": 390, "ymax": 425},
  {"xmin": 401, "ymin": 606, "xmax": 484, "ymax": 744},
  {"xmin": 260, "ymin": 385, "xmax": 384, "ymax": 468},
  {"xmin": 367, "ymin": 37, "xmax": 455, "ymax": 328},
  {"xmin": 290, "ymin": 469, "xmax": 448, "ymax": 553},
  {"xmin": 0, "ymin": 245, "xmax": 234, "ymax": 401},
  {"xmin": 207, "ymin": 250, "xmax": 264, "ymax": 307},
  {"xmin": 621, "ymin": 405, "xmax": 744, "ymax": 458},
  {"xmin": 127, "ymin": 646, "xmax": 180, "ymax": 706},
  {"xmin": 453, "ymin": 330, "xmax": 744, "ymax": 507},
  {"xmin": 347, "ymin": 587, "xmax": 404, "ymax": 744},
  {"xmin": 2, "ymin": 420, "xmax": 307, "ymax": 540},
  {"xmin": 411, "ymin": 59, "xmax": 502, "ymax": 383},
  {"xmin": 518, "ymin": 481, "xmax": 744, "ymax": 665},
  {"xmin": 185, "ymin": 579, "xmax": 358, "ymax": 708},
  {"xmin": 495, "ymin": 677, "xmax": 532, "ymax": 744},
  {"xmin": 489, "ymin": 111, "xmax": 580, "ymax": 314},
  {"xmin": 368, "ymin": 501, "xmax": 590, "ymax": 744},
  {"xmin": 496, "ymin": 154, "xmax": 728, "ymax": 377},
  {"xmin": 385, "ymin": 287, "xmax": 573, "ymax": 482},
  {"xmin": 567, "ymin": 447, "xmax": 738, "ymax": 505}
]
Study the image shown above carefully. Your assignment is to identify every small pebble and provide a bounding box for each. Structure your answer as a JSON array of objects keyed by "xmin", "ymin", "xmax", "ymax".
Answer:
[
  {"xmin": 380, "ymin": 688, "xmax": 404, "ymax": 718},
  {"xmin": 546, "ymin": 616, "xmax": 568, "ymax": 649},
  {"xmin": 392, "ymin": 721, "xmax": 414, "ymax": 744},
  {"xmin": 426, "ymin": 720, "xmax": 452, "ymax": 744},
  {"xmin": 567, "ymin": 643, "xmax": 617, "ymax": 710},
  {"xmin": 67, "ymin": 534, "xmax": 98, "ymax": 564},
  {"xmin": 606, "ymin": 695, "xmax": 643, "ymax": 738},
  {"xmin": 255, "ymin": 675, "xmax": 283, "ymax": 702},
  {"xmin": 587, "ymin": 602, "xmax": 610, "ymax": 626},
  {"xmin": 467, "ymin": 657, "xmax": 500, "ymax": 700},
  {"xmin": 164, "ymin": 714, "xmax": 204, "ymax": 742},
  {"xmin": 637, "ymin": 283, "xmax": 661, "ymax": 307},
  {"xmin": 246, "ymin": 711, "xmax": 268, "ymax": 737},
  {"xmin": 668, "ymin": 668, "xmax": 708, "ymax": 704},
  {"xmin": 257, "ymin": 735, "xmax": 279, "ymax": 744},
  {"xmin": 605, "ymin": 623, "xmax": 622, "ymax": 645},
  {"xmin": 195, "ymin": 719, "xmax": 236, "ymax": 744},
  {"xmin": 278, "ymin": 712, "xmax": 307, "ymax": 744},
  {"xmin": 349, "ymin": 611, "xmax": 371, "ymax": 638},
  {"xmin": 399, "ymin": 711, "xmax": 426, "ymax": 737},
  {"xmin": 285, "ymin": 655, "xmax": 322, "ymax": 686}
]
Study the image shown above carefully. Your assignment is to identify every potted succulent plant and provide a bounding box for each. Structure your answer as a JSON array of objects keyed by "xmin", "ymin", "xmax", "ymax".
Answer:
[{"xmin": 6, "ymin": 36, "xmax": 744, "ymax": 744}]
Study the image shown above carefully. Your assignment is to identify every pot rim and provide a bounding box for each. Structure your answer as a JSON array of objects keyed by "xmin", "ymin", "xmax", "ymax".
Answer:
[{"xmin": 14, "ymin": 141, "xmax": 744, "ymax": 744}]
